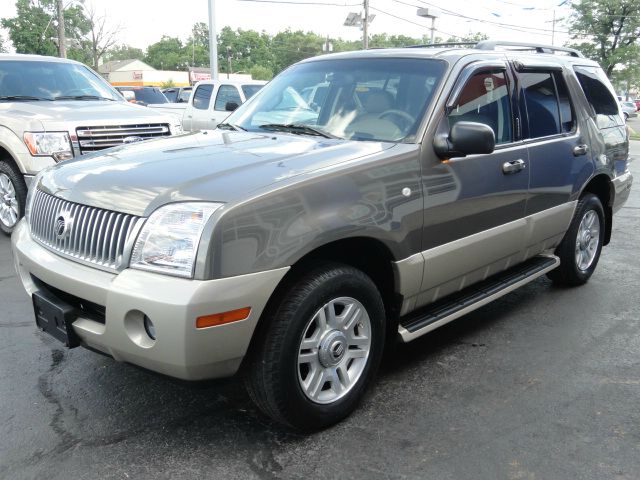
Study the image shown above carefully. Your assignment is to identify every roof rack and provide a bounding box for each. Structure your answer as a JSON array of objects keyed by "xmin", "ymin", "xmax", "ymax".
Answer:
[
  {"xmin": 405, "ymin": 42, "xmax": 476, "ymax": 49},
  {"xmin": 475, "ymin": 40, "xmax": 583, "ymax": 57}
]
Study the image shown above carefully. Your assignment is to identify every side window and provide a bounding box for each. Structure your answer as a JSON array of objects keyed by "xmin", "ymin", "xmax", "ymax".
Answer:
[
  {"xmin": 519, "ymin": 72, "xmax": 562, "ymax": 138},
  {"xmin": 214, "ymin": 85, "xmax": 242, "ymax": 111},
  {"xmin": 448, "ymin": 70, "xmax": 512, "ymax": 145},
  {"xmin": 553, "ymin": 72, "xmax": 575, "ymax": 133},
  {"xmin": 574, "ymin": 66, "xmax": 622, "ymax": 129},
  {"xmin": 193, "ymin": 84, "xmax": 214, "ymax": 110}
]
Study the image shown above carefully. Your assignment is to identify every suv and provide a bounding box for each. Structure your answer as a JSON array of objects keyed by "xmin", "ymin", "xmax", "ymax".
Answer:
[
  {"xmin": 0, "ymin": 54, "xmax": 181, "ymax": 235},
  {"xmin": 11, "ymin": 42, "xmax": 633, "ymax": 430}
]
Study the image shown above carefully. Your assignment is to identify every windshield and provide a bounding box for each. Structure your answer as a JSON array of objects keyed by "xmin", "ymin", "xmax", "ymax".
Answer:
[
  {"xmin": 0, "ymin": 60, "xmax": 121, "ymax": 101},
  {"xmin": 228, "ymin": 58, "xmax": 446, "ymax": 142}
]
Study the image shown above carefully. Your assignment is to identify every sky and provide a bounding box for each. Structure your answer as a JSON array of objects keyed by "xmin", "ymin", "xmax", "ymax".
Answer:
[{"xmin": 0, "ymin": 0, "xmax": 573, "ymax": 51}]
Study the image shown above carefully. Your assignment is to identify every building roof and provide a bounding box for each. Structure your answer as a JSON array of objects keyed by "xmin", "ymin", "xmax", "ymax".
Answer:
[{"xmin": 98, "ymin": 59, "xmax": 155, "ymax": 74}]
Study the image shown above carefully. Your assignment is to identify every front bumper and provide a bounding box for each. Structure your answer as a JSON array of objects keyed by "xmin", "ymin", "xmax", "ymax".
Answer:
[{"xmin": 12, "ymin": 220, "xmax": 289, "ymax": 380}]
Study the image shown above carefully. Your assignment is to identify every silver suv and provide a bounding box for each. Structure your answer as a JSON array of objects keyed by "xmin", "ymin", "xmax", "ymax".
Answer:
[
  {"xmin": 12, "ymin": 42, "xmax": 633, "ymax": 430},
  {"xmin": 0, "ymin": 54, "xmax": 181, "ymax": 235}
]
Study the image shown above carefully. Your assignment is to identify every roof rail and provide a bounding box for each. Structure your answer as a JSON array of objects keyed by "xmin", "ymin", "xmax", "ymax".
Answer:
[
  {"xmin": 475, "ymin": 40, "xmax": 583, "ymax": 58},
  {"xmin": 404, "ymin": 42, "xmax": 476, "ymax": 49}
]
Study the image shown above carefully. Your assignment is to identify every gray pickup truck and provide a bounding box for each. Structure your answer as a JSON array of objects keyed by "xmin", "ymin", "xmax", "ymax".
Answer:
[
  {"xmin": 12, "ymin": 41, "xmax": 633, "ymax": 430},
  {"xmin": 0, "ymin": 54, "xmax": 181, "ymax": 235}
]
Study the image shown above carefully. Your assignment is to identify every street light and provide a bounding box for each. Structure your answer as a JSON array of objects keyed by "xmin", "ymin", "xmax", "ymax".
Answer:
[
  {"xmin": 343, "ymin": 6, "xmax": 375, "ymax": 49},
  {"xmin": 417, "ymin": 7, "xmax": 440, "ymax": 44}
]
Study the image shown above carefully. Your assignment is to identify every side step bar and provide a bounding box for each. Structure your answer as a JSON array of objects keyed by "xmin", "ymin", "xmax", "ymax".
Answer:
[{"xmin": 398, "ymin": 255, "xmax": 560, "ymax": 343}]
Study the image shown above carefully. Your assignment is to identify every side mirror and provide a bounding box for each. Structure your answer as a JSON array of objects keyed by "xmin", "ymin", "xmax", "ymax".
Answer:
[
  {"xmin": 121, "ymin": 90, "xmax": 136, "ymax": 102},
  {"xmin": 225, "ymin": 101, "xmax": 239, "ymax": 112},
  {"xmin": 434, "ymin": 121, "xmax": 496, "ymax": 159}
]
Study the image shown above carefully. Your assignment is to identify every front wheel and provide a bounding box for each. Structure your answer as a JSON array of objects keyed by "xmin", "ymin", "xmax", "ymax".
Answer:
[
  {"xmin": 548, "ymin": 193, "xmax": 605, "ymax": 286},
  {"xmin": 0, "ymin": 160, "xmax": 27, "ymax": 236},
  {"xmin": 244, "ymin": 263, "xmax": 386, "ymax": 430}
]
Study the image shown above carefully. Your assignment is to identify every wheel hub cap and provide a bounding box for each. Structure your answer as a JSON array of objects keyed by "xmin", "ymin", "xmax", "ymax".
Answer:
[
  {"xmin": 0, "ymin": 173, "xmax": 19, "ymax": 229},
  {"xmin": 318, "ymin": 331, "xmax": 348, "ymax": 367},
  {"xmin": 575, "ymin": 209, "xmax": 600, "ymax": 271}
]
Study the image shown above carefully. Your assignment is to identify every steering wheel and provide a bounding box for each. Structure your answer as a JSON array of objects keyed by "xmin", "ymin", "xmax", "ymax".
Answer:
[{"xmin": 379, "ymin": 109, "xmax": 415, "ymax": 130}]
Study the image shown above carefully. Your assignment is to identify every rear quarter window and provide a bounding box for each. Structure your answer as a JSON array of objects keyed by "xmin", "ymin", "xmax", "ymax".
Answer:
[{"xmin": 573, "ymin": 66, "xmax": 622, "ymax": 129}]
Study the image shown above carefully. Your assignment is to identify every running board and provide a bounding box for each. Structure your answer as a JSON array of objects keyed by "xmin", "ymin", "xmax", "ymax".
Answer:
[{"xmin": 398, "ymin": 255, "xmax": 560, "ymax": 343}]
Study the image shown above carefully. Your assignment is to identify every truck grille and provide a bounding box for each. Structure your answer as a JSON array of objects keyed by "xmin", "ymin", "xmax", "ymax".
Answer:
[
  {"xmin": 29, "ymin": 190, "xmax": 143, "ymax": 271},
  {"xmin": 76, "ymin": 123, "xmax": 171, "ymax": 154}
]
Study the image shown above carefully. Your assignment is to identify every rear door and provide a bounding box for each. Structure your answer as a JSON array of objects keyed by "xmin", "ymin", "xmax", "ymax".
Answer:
[
  {"xmin": 186, "ymin": 83, "xmax": 215, "ymax": 131},
  {"xmin": 515, "ymin": 65, "xmax": 587, "ymax": 250},
  {"xmin": 417, "ymin": 61, "xmax": 530, "ymax": 306}
]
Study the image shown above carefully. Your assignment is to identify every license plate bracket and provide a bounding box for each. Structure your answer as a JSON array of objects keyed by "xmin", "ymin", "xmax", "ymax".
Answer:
[{"xmin": 33, "ymin": 290, "xmax": 80, "ymax": 348}]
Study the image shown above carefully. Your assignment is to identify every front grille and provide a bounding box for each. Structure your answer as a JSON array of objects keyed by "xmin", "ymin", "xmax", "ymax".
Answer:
[
  {"xmin": 76, "ymin": 123, "xmax": 171, "ymax": 153},
  {"xmin": 30, "ymin": 190, "xmax": 143, "ymax": 271}
]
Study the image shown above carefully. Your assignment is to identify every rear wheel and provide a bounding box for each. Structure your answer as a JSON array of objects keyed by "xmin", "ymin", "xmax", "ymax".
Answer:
[
  {"xmin": 0, "ymin": 160, "xmax": 26, "ymax": 236},
  {"xmin": 548, "ymin": 193, "xmax": 605, "ymax": 286},
  {"xmin": 244, "ymin": 263, "xmax": 385, "ymax": 430}
]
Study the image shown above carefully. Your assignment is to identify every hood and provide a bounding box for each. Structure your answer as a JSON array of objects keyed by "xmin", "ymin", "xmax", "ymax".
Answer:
[
  {"xmin": 0, "ymin": 100, "xmax": 177, "ymax": 131},
  {"xmin": 39, "ymin": 130, "xmax": 397, "ymax": 217}
]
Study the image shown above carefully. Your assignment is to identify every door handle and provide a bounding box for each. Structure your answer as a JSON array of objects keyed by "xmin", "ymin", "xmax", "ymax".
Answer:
[
  {"xmin": 502, "ymin": 159, "xmax": 526, "ymax": 174},
  {"xmin": 573, "ymin": 144, "xmax": 588, "ymax": 156}
]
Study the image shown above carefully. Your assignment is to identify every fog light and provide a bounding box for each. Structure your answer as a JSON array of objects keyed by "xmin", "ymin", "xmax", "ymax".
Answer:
[{"xmin": 143, "ymin": 315, "xmax": 156, "ymax": 340}]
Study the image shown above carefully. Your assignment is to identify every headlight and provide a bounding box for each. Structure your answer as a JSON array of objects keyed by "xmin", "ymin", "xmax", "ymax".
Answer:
[
  {"xmin": 23, "ymin": 132, "xmax": 73, "ymax": 161},
  {"xmin": 171, "ymin": 123, "xmax": 183, "ymax": 135},
  {"xmin": 130, "ymin": 202, "xmax": 223, "ymax": 278}
]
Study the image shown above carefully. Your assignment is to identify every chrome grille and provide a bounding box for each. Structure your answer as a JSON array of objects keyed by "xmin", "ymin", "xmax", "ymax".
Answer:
[
  {"xmin": 29, "ymin": 190, "xmax": 142, "ymax": 271},
  {"xmin": 76, "ymin": 123, "xmax": 171, "ymax": 153}
]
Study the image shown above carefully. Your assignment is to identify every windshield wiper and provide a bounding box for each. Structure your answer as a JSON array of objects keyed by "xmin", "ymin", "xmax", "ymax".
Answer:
[
  {"xmin": 53, "ymin": 95, "xmax": 115, "ymax": 101},
  {"xmin": 217, "ymin": 122, "xmax": 247, "ymax": 131},
  {"xmin": 0, "ymin": 95, "xmax": 52, "ymax": 101},
  {"xmin": 259, "ymin": 123, "xmax": 340, "ymax": 139}
]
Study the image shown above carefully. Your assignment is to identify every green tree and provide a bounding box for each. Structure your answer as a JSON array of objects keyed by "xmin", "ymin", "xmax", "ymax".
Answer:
[
  {"xmin": 568, "ymin": 0, "xmax": 640, "ymax": 77},
  {"xmin": 145, "ymin": 36, "xmax": 188, "ymax": 70},
  {"xmin": 2, "ymin": 0, "xmax": 90, "ymax": 58},
  {"xmin": 271, "ymin": 30, "xmax": 324, "ymax": 73},
  {"xmin": 0, "ymin": 35, "xmax": 8, "ymax": 53},
  {"xmin": 104, "ymin": 44, "xmax": 145, "ymax": 62},
  {"xmin": 249, "ymin": 65, "xmax": 273, "ymax": 81}
]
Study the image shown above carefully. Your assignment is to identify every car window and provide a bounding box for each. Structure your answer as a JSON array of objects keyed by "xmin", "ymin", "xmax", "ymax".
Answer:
[
  {"xmin": 193, "ymin": 84, "xmax": 214, "ymax": 110},
  {"xmin": 227, "ymin": 58, "xmax": 447, "ymax": 143},
  {"xmin": 214, "ymin": 85, "xmax": 242, "ymax": 111},
  {"xmin": 553, "ymin": 72, "xmax": 575, "ymax": 134},
  {"xmin": 574, "ymin": 66, "xmax": 622, "ymax": 129},
  {"xmin": 241, "ymin": 85, "xmax": 263, "ymax": 99},
  {"xmin": 163, "ymin": 89, "xmax": 178, "ymax": 102},
  {"xmin": 448, "ymin": 70, "xmax": 512, "ymax": 145},
  {"xmin": 519, "ymin": 72, "xmax": 562, "ymax": 138},
  {"xmin": 123, "ymin": 87, "xmax": 167, "ymax": 105},
  {"xmin": 178, "ymin": 89, "xmax": 191, "ymax": 102}
]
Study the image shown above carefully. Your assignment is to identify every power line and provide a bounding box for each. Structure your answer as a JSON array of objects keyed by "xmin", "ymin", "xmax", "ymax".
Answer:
[
  {"xmin": 369, "ymin": 5, "xmax": 459, "ymax": 38},
  {"xmin": 237, "ymin": 0, "xmax": 361, "ymax": 5}
]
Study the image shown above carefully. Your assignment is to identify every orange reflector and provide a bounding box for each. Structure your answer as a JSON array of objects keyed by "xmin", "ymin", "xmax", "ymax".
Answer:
[{"xmin": 196, "ymin": 307, "xmax": 251, "ymax": 329}]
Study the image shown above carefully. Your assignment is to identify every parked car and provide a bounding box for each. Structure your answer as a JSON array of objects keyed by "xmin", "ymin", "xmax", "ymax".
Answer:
[
  {"xmin": 115, "ymin": 86, "xmax": 169, "ymax": 106},
  {"xmin": 180, "ymin": 80, "xmax": 266, "ymax": 131},
  {"xmin": 12, "ymin": 41, "xmax": 633, "ymax": 430},
  {"xmin": 634, "ymin": 99, "xmax": 640, "ymax": 110},
  {"xmin": 619, "ymin": 101, "xmax": 638, "ymax": 120},
  {"xmin": 0, "ymin": 54, "xmax": 181, "ymax": 235},
  {"xmin": 161, "ymin": 86, "xmax": 192, "ymax": 103}
]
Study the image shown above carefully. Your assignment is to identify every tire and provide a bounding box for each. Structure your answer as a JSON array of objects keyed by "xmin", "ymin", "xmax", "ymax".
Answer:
[
  {"xmin": 0, "ymin": 159, "xmax": 27, "ymax": 236},
  {"xmin": 244, "ymin": 262, "xmax": 386, "ymax": 430},
  {"xmin": 624, "ymin": 112, "xmax": 629, "ymax": 121},
  {"xmin": 547, "ymin": 193, "xmax": 605, "ymax": 286}
]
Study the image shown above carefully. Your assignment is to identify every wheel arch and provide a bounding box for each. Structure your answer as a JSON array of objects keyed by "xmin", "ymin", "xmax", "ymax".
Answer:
[{"xmin": 581, "ymin": 173, "xmax": 614, "ymax": 245}]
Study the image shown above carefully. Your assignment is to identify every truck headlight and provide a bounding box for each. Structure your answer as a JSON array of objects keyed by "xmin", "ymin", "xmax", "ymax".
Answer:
[
  {"xmin": 23, "ymin": 132, "xmax": 73, "ymax": 161},
  {"xmin": 130, "ymin": 202, "xmax": 223, "ymax": 278},
  {"xmin": 171, "ymin": 123, "xmax": 183, "ymax": 135}
]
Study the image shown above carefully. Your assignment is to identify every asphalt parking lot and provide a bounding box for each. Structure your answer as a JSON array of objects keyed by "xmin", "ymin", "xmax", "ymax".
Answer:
[{"xmin": 1, "ymin": 140, "xmax": 639, "ymax": 480}]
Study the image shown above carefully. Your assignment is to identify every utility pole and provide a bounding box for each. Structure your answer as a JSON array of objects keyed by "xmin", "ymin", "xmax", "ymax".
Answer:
[
  {"xmin": 226, "ymin": 46, "xmax": 232, "ymax": 79},
  {"xmin": 207, "ymin": 0, "xmax": 218, "ymax": 80},
  {"xmin": 551, "ymin": 9, "xmax": 556, "ymax": 46},
  {"xmin": 56, "ymin": 0, "xmax": 66, "ymax": 58},
  {"xmin": 363, "ymin": 0, "xmax": 369, "ymax": 49}
]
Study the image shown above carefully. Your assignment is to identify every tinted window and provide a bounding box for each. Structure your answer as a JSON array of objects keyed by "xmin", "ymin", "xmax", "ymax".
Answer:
[
  {"xmin": 214, "ymin": 85, "xmax": 242, "ymax": 111},
  {"xmin": 193, "ymin": 84, "xmax": 214, "ymax": 110},
  {"xmin": 163, "ymin": 89, "xmax": 178, "ymax": 102},
  {"xmin": 554, "ymin": 72, "xmax": 575, "ymax": 133},
  {"xmin": 574, "ymin": 66, "xmax": 621, "ymax": 129},
  {"xmin": 448, "ymin": 70, "xmax": 512, "ymax": 144},
  {"xmin": 178, "ymin": 89, "xmax": 191, "ymax": 102},
  {"xmin": 241, "ymin": 85, "xmax": 263, "ymax": 99},
  {"xmin": 119, "ymin": 87, "xmax": 167, "ymax": 105},
  {"xmin": 520, "ymin": 72, "xmax": 561, "ymax": 138}
]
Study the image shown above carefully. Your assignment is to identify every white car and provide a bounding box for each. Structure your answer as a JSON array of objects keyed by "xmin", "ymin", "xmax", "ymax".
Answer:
[{"xmin": 619, "ymin": 101, "xmax": 638, "ymax": 120}]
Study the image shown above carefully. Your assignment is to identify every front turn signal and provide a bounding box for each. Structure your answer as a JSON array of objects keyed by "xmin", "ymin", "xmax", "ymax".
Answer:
[{"xmin": 196, "ymin": 307, "xmax": 251, "ymax": 329}]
